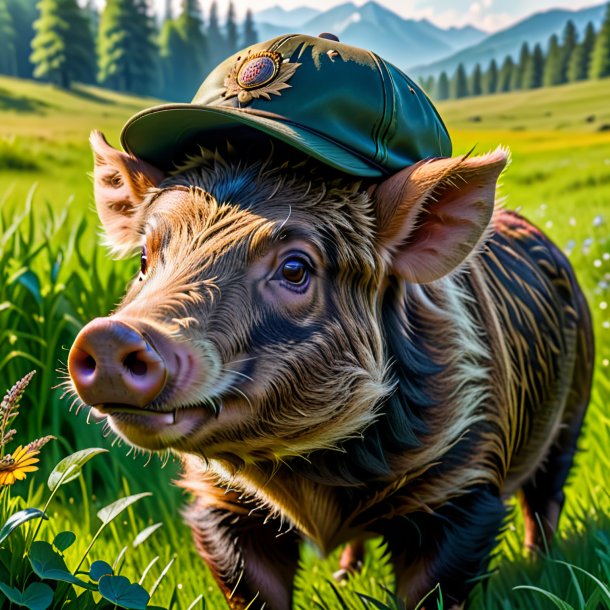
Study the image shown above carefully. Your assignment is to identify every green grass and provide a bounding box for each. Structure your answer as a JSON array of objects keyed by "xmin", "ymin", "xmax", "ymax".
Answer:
[
  {"xmin": 438, "ymin": 77, "xmax": 610, "ymax": 132},
  {"xmin": 0, "ymin": 75, "xmax": 157, "ymax": 217},
  {"xmin": 0, "ymin": 75, "xmax": 609, "ymax": 609}
]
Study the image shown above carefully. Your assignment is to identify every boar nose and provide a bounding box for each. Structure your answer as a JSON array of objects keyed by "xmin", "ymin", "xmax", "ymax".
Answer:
[{"xmin": 68, "ymin": 318, "xmax": 167, "ymax": 407}]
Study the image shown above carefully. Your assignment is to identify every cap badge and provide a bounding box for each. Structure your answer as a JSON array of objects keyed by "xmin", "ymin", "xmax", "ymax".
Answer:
[
  {"xmin": 238, "ymin": 52, "xmax": 279, "ymax": 89},
  {"xmin": 223, "ymin": 51, "xmax": 301, "ymax": 106}
]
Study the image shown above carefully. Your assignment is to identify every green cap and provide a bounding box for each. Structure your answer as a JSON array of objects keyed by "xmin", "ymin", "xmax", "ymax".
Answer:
[{"xmin": 121, "ymin": 34, "xmax": 452, "ymax": 177}]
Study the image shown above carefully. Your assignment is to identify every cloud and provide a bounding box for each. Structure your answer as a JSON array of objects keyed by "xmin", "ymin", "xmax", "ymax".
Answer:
[
  {"xmin": 412, "ymin": 5, "xmax": 512, "ymax": 32},
  {"xmin": 479, "ymin": 12, "xmax": 513, "ymax": 30},
  {"xmin": 153, "ymin": 0, "xmax": 588, "ymax": 35}
]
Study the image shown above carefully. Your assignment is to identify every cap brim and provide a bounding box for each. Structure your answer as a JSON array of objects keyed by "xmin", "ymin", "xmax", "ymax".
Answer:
[{"xmin": 120, "ymin": 104, "xmax": 385, "ymax": 177}]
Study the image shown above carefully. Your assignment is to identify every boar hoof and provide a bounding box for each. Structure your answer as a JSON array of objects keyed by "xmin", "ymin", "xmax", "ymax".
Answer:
[
  {"xmin": 334, "ymin": 541, "xmax": 365, "ymax": 582},
  {"xmin": 332, "ymin": 560, "xmax": 363, "ymax": 582},
  {"xmin": 332, "ymin": 568, "xmax": 350, "ymax": 582}
]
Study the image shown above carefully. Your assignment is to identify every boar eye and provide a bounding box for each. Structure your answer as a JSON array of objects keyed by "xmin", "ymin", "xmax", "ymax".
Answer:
[
  {"xmin": 139, "ymin": 246, "xmax": 148, "ymax": 281},
  {"xmin": 277, "ymin": 256, "xmax": 311, "ymax": 292}
]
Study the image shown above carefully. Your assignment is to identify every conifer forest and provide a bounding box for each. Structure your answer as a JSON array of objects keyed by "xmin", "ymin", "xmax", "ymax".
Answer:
[
  {"xmin": 2, "ymin": 0, "xmax": 610, "ymax": 103},
  {"xmin": 0, "ymin": 0, "xmax": 259, "ymax": 101},
  {"xmin": 423, "ymin": 5, "xmax": 610, "ymax": 101}
]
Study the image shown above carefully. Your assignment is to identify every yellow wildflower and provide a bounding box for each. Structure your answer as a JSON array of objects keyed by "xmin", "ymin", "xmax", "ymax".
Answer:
[{"xmin": 0, "ymin": 444, "xmax": 40, "ymax": 486}]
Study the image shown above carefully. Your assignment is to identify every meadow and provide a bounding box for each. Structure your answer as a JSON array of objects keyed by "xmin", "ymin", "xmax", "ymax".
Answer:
[{"xmin": 0, "ymin": 73, "xmax": 609, "ymax": 609}]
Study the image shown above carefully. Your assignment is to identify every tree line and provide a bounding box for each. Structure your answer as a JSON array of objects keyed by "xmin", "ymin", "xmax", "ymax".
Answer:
[
  {"xmin": 0, "ymin": 0, "xmax": 258, "ymax": 101},
  {"xmin": 3, "ymin": 0, "xmax": 610, "ymax": 104},
  {"xmin": 422, "ymin": 3, "xmax": 610, "ymax": 101}
]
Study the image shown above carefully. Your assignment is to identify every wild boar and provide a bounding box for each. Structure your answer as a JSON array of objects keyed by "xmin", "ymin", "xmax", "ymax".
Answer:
[{"xmin": 68, "ymin": 34, "xmax": 594, "ymax": 610}]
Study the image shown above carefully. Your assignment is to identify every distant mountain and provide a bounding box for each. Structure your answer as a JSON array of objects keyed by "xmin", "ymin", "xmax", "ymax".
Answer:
[
  {"xmin": 255, "ymin": 22, "xmax": 295, "ymax": 41},
  {"xmin": 444, "ymin": 25, "xmax": 489, "ymax": 50},
  {"xmin": 412, "ymin": 3, "xmax": 608, "ymax": 78},
  {"xmin": 253, "ymin": 5, "xmax": 321, "ymax": 29},
  {"xmin": 253, "ymin": 1, "xmax": 487, "ymax": 72}
]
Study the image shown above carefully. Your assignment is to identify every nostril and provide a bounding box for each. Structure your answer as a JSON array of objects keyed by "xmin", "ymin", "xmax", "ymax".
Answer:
[
  {"xmin": 70, "ymin": 348, "xmax": 97, "ymax": 379},
  {"xmin": 123, "ymin": 351, "xmax": 148, "ymax": 376},
  {"xmin": 82, "ymin": 355, "xmax": 96, "ymax": 373}
]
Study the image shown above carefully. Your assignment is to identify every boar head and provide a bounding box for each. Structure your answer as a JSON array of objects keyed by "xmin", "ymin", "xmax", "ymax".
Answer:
[{"xmin": 68, "ymin": 131, "xmax": 506, "ymax": 472}]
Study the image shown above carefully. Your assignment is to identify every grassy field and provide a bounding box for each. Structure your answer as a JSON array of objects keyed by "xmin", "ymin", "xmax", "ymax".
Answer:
[
  {"xmin": 0, "ymin": 76, "xmax": 156, "ymax": 210},
  {"xmin": 0, "ymin": 74, "xmax": 609, "ymax": 609}
]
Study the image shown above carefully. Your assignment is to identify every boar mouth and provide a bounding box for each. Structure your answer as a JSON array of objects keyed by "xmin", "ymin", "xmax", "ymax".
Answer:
[
  {"xmin": 92, "ymin": 402, "xmax": 217, "ymax": 450},
  {"xmin": 93, "ymin": 401, "xmax": 220, "ymax": 430},
  {"xmin": 94, "ymin": 403, "xmax": 179, "ymax": 424}
]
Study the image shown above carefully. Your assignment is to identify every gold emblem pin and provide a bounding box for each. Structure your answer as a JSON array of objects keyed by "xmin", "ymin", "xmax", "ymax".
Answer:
[{"xmin": 223, "ymin": 51, "xmax": 301, "ymax": 105}]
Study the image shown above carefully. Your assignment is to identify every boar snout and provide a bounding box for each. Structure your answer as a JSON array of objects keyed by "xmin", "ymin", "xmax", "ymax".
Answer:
[{"xmin": 68, "ymin": 318, "xmax": 168, "ymax": 408}]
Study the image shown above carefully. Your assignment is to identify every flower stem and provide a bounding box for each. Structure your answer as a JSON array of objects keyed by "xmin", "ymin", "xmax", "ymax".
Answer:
[
  {"xmin": 27, "ymin": 466, "xmax": 73, "ymax": 550},
  {"xmin": 74, "ymin": 523, "xmax": 104, "ymax": 574}
]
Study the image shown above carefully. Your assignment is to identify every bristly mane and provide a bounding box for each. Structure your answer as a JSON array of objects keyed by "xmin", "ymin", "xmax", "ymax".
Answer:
[
  {"xmin": 296, "ymin": 280, "xmax": 441, "ymax": 487},
  {"xmin": 162, "ymin": 140, "xmax": 366, "ymax": 211}
]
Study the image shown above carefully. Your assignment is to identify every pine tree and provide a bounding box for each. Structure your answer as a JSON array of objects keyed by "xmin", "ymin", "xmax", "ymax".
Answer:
[
  {"xmin": 85, "ymin": 0, "xmax": 98, "ymax": 31},
  {"xmin": 206, "ymin": 1, "xmax": 225, "ymax": 66},
  {"xmin": 450, "ymin": 63, "xmax": 469, "ymax": 99},
  {"xmin": 426, "ymin": 75, "xmax": 436, "ymax": 98},
  {"xmin": 133, "ymin": 0, "xmax": 160, "ymax": 93},
  {"xmin": 568, "ymin": 21, "xmax": 596, "ymax": 82},
  {"xmin": 497, "ymin": 55, "xmax": 515, "ymax": 92},
  {"xmin": 543, "ymin": 34, "xmax": 563, "ymax": 87},
  {"xmin": 590, "ymin": 2, "xmax": 610, "ymax": 79},
  {"xmin": 169, "ymin": 0, "xmax": 207, "ymax": 99},
  {"xmin": 182, "ymin": 0, "xmax": 202, "ymax": 26},
  {"xmin": 470, "ymin": 63, "xmax": 483, "ymax": 96},
  {"xmin": 436, "ymin": 71, "xmax": 449, "ymax": 100},
  {"xmin": 511, "ymin": 42, "xmax": 530, "ymax": 90},
  {"xmin": 98, "ymin": 0, "xmax": 159, "ymax": 95},
  {"xmin": 484, "ymin": 58, "xmax": 498, "ymax": 94},
  {"xmin": 31, "ymin": 0, "xmax": 95, "ymax": 88},
  {"xmin": 422, "ymin": 75, "xmax": 434, "ymax": 94},
  {"xmin": 7, "ymin": 0, "xmax": 37, "ymax": 78},
  {"xmin": 0, "ymin": 0, "xmax": 17, "ymax": 75},
  {"xmin": 418, "ymin": 75, "xmax": 435, "ymax": 96},
  {"xmin": 160, "ymin": 20, "xmax": 184, "ymax": 98},
  {"xmin": 31, "ymin": 0, "xmax": 67, "ymax": 87},
  {"xmin": 225, "ymin": 1, "xmax": 238, "ymax": 55},
  {"xmin": 523, "ymin": 43, "xmax": 544, "ymax": 89},
  {"xmin": 83, "ymin": 0, "xmax": 99, "ymax": 67},
  {"xmin": 561, "ymin": 20, "xmax": 578, "ymax": 82},
  {"xmin": 98, "ymin": 0, "xmax": 131, "ymax": 90},
  {"xmin": 243, "ymin": 7, "xmax": 257, "ymax": 47}
]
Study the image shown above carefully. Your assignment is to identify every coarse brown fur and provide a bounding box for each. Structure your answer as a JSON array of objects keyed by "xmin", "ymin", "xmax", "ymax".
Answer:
[{"xmin": 72, "ymin": 133, "xmax": 594, "ymax": 610}]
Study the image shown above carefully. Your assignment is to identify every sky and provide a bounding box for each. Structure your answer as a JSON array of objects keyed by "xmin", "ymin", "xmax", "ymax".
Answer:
[{"xmin": 207, "ymin": 0, "xmax": 602, "ymax": 32}]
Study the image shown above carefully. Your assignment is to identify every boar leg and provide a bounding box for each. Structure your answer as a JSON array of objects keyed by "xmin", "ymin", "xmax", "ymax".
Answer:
[
  {"xmin": 186, "ymin": 493, "xmax": 300, "ymax": 610},
  {"xmin": 520, "ymin": 313, "xmax": 593, "ymax": 552},
  {"xmin": 333, "ymin": 540, "xmax": 365, "ymax": 581},
  {"xmin": 520, "ymin": 290, "xmax": 595, "ymax": 550},
  {"xmin": 380, "ymin": 485, "xmax": 506, "ymax": 609}
]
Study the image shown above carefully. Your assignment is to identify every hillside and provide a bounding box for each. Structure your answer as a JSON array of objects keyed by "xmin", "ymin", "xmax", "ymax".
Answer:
[
  {"xmin": 412, "ymin": 3, "xmax": 607, "ymax": 77},
  {"xmin": 0, "ymin": 76, "xmax": 159, "ymax": 208},
  {"xmin": 437, "ymin": 77, "xmax": 610, "ymax": 133},
  {"xmin": 0, "ymin": 76, "xmax": 155, "ymax": 142},
  {"xmin": 2, "ymin": 74, "xmax": 610, "ymax": 210}
]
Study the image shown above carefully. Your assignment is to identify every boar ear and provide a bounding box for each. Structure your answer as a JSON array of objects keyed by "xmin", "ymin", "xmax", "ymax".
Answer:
[
  {"xmin": 372, "ymin": 147, "xmax": 508, "ymax": 283},
  {"xmin": 90, "ymin": 130, "xmax": 165, "ymax": 254}
]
